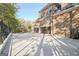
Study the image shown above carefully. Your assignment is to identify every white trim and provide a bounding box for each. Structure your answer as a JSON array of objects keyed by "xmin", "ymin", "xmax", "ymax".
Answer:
[
  {"xmin": 8, "ymin": 37, "xmax": 13, "ymax": 56},
  {"xmin": 0, "ymin": 33, "xmax": 12, "ymax": 55}
]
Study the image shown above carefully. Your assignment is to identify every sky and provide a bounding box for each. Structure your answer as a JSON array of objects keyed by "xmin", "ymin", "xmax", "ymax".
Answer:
[{"xmin": 17, "ymin": 3, "xmax": 47, "ymax": 21}]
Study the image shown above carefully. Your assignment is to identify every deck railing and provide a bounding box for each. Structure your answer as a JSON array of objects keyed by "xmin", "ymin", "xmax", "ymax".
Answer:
[
  {"xmin": 0, "ymin": 20, "xmax": 12, "ymax": 56},
  {"xmin": 0, "ymin": 33, "xmax": 12, "ymax": 56}
]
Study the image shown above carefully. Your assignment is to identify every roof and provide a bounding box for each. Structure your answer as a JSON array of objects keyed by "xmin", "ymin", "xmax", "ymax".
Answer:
[
  {"xmin": 39, "ymin": 3, "xmax": 54, "ymax": 13},
  {"xmin": 34, "ymin": 18, "xmax": 41, "ymax": 23},
  {"xmin": 53, "ymin": 5, "xmax": 79, "ymax": 16}
]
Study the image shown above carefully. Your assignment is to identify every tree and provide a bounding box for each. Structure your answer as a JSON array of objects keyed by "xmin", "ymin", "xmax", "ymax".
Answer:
[
  {"xmin": 28, "ymin": 25, "xmax": 32, "ymax": 32},
  {"xmin": 17, "ymin": 18, "xmax": 33, "ymax": 32},
  {"xmin": 0, "ymin": 3, "xmax": 19, "ymax": 32}
]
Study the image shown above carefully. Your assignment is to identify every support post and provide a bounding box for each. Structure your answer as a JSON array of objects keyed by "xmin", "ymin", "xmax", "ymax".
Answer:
[
  {"xmin": 39, "ymin": 27, "xmax": 41, "ymax": 33},
  {"xmin": 50, "ymin": 16, "xmax": 54, "ymax": 35},
  {"xmin": 69, "ymin": 11, "xmax": 73, "ymax": 38},
  {"xmin": 39, "ymin": 23, "xmax": 41, "ymax": 33}
]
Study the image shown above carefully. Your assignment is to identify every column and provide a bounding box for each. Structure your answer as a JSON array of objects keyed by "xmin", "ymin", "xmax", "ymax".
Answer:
[
  {"xmin": 39, "ymin": 27, "xmax": 41, "ymax": 33},
  {"xmin": 51, "ymin": 16, "xmax": 53, "ymax": 35},
  {"xmin": 69, "ymin": 11, "xmax": 73, "ymax": 38}
]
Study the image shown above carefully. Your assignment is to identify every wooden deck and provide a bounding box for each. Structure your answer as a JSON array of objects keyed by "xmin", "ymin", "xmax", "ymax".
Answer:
[
  {"xmin": 1, "ymin": 33, "xmax": 79, "ymax": 56},
  {"xmin": 10, "ymin": 33, "xmax": 43, "ymax": 56}
]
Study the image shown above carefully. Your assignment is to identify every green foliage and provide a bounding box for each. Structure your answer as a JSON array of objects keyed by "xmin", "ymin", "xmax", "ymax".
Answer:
[
  {"xmin": 0, "ymin": 3, "xmax": 20, "ymax": 33},
  {"xmin": 28, "ymin": 25, "xmax": 32, "ymax": 32},
  {"xmin": 0, "ymin": 3, "xmax": 33, "ymax": 33}
]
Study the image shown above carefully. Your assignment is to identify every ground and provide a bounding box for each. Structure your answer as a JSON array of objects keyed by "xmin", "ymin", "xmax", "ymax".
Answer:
[{"xmin": 9, "ymin": 33, "xmax": 79, "ymax": 56}]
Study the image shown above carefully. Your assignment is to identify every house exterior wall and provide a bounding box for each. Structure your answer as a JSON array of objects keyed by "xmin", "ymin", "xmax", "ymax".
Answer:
[
  {"xmin": 53, "ymin": 8, "xmax": 79, "ymax": 37},
  {"xmin": 34, "ymin": 3, "xmax": 79, "ymax": 38}
]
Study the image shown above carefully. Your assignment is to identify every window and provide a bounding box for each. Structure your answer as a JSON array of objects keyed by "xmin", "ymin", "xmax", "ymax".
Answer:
[
  {"xmin": 56, "ymin": 3, "xmax": 61, "ymax": 10},
  {"xmin": 48, "ymin": 9, "xmax": 52, "ymax": 14},
  {"xmin": 53, "ymin": 7, "xmax": 58, "ymax": 12},
  {"xmin": 40, "ymin": 12, "xmax": 44, "ymax": 18},
  {"xmin": 53, "ymin": 4, "xmax": 61, "ymax": 13},
  {"xmin": 48, "ymin": 6, "xmax": 53, "ymax": 15}
]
